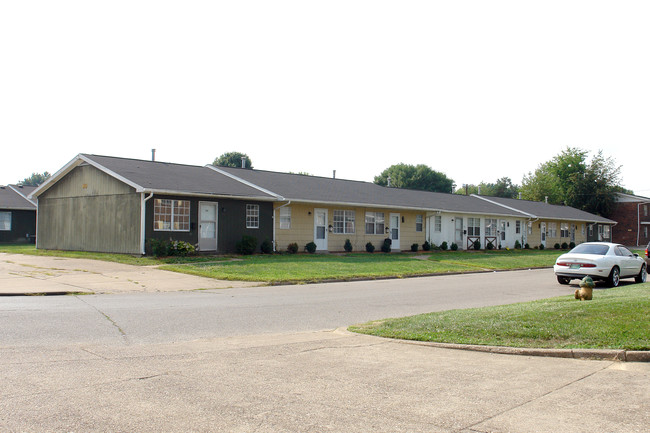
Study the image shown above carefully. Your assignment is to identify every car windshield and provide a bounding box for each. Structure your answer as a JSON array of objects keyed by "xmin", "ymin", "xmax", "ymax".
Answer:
[{"xmin": 569, "ymin": 244, "xmax": 609, "ymax": 255}]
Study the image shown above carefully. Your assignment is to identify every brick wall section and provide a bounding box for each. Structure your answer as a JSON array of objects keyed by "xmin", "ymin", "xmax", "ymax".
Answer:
[{"xmin": 611, "ymin": 201, "xmax": 650, "ymax": 246}]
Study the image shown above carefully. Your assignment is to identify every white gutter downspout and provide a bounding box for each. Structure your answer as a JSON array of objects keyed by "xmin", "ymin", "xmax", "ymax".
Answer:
[
  {"xmin": 638, "ymin": 202, "xmax": 650, "ymax": 246},
  {"xmin": 140, "ymin": 192, "xmax": 154, "ymax": 255},
  {"xmin": 272, "ymin": 201, "xmax": 291, "ymax": 252}
]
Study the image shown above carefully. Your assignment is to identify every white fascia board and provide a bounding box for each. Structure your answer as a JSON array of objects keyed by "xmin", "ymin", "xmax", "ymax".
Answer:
[
  {"xmin": 79, "ymin": 154, "xmax": 144, "ymax": 192},
  {"xmin": 29, "ymin": 154, "xmax": 85, "ymax": 199},
  {"xmin": 143, "ymin": 189, "xmax": 279, "ymax": 201},
  {"xmin": 29, "ymin": 153, "xmax": 145, "ymax": 198},
  {"xmin": 7, "ymin": 185, "xmax": 37, "ymax": 206},
  {"xmin": 470, "ymin": 194, "xmax": 538, "ymax": 219},
  {"xmin": 284, "ymin": 198, "xmax": 528, "ymax": 218},
  {"xmin": 205, "ymin": 165, "xmax": 284, "ymax": 200}
]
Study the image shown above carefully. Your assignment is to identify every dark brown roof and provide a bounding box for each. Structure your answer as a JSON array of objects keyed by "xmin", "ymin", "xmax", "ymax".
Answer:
[
  {"xmin": 0, "ymin": 186, "xmax": 37, "ymax": 210},
  {"xmin": 78, "ymin": 155, "xmax": 279, "ymax": 200},
  {"xmin": 472, "ymin": 195, "xmax": 615, "ymax": 223},
  {"xmin": 213, "ymin": 166, "xmax": 531, "ymax": 217}
]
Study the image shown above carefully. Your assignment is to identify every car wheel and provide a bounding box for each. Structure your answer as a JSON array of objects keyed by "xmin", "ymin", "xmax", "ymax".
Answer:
[
  {"xmin": 635, "ymin": 264, "xmax": 647, "ymax": 284},
  {"xmin": 557, "ymin": 276, "xmax": 570, "ymax": 285},
  {"xmin": 607, "ymin": 266, "xmax": 620, "ymax": 288}
]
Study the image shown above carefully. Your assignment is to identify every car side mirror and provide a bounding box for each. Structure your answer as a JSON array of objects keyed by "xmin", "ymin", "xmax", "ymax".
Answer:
[{"xmin": 633, "ymin": 253, "xmax": 639, "ymax": 257}]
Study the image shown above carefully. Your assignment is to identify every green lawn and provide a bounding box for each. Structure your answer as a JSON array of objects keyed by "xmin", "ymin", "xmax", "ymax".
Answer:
[
  {"xmin": 349, "ymin": 283, "xmax": 650, "ymax": 350},
  {"xmin": 0, "ymin": 244, "xmax": 560, "ymax": 283},
  {"xmin": 158, "ymin": 249, "xmax": 560, "ymax": 283}
]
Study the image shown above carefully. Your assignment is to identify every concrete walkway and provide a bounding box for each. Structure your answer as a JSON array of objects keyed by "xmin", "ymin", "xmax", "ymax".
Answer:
[{"xmin": 0, "ymin": 253, "xmax": 261, "ymax": 295}]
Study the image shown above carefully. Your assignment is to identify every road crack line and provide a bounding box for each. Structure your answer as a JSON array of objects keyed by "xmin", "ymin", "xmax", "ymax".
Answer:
[
  {"xmin": 457, "ymin": 363, "xmax": 613, "ymax": 432},
  {"xmin": 74, "ymin": 296, "xmax": 131, "ymax": 345}
]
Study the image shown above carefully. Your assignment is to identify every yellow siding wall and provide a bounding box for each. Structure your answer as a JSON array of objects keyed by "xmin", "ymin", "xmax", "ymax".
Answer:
[
  {"xmin": 528, "ymin": 220, "xmax": 588, "ymax": 249},
  {"xmin": 274, "ymin": 204, "xmax": 428, "ymax": 252}
]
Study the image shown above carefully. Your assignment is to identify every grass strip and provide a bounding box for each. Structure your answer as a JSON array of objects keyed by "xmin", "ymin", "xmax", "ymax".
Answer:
[{"xmin": 349, "ymin": 283, "xmax": 650, "ymax": 350}]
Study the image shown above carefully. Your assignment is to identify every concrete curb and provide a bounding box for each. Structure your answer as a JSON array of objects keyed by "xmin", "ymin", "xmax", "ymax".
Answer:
[{"xmin": 340, "ymin": 328, "xmax": 650, "ymax": 362}]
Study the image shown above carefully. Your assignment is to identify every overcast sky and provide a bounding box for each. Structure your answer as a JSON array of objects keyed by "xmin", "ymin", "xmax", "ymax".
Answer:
[{"xmin": 1, "ymin": 1, "xmax": 648, "ymax": 195}]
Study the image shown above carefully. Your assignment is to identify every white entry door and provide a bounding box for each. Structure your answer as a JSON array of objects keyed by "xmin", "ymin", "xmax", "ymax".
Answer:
[
  {"xmin": 540, "ymin": 222, "xmax": 547, "ymax": 248},
  {"xmin": 455, "ymin": 217, "xmax": 464, "ymax": 246},
  {"xmin": 499, "ymin": 220, "xmax": 507, "ymax": 247},
  {"xmin": 314, "ymin": 209, "xmax": 328, "ymax": 251},
  {"xmin": 389, "ymin": 213, "xmax": 400, "ymax": 250},
  {"xmin": 199, "ymin": 202, "xmax": 218, "ymax": 251}
]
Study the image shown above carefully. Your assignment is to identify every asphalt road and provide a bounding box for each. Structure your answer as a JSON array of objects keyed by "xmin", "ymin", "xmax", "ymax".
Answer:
[
  {"xmin": 1, "ymin": 268, "xmax": 572, "ymax": 346},
  {"xmin": 2, "ymin": 268, "xmax": 648, "ymax": 433}
]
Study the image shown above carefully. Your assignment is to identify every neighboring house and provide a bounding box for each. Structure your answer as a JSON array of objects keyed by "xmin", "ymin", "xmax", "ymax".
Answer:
[
  {"xmin": 610, "ymin": 193, "xmax": 650, "ymax": 246},
  {"xmin": 471, "ymin": 195, "xmax": 616, "ymax": 248},
  {"xmin": 0, "ymin": 184, "xmax": 37, "ymax": 243},
  {"xmin": 30, "ymin": 153, "xmax": 618, "ymax": 255},
  {"xmin": 30, "ymin": 154, "xmax": 279, "ymax": 254}
]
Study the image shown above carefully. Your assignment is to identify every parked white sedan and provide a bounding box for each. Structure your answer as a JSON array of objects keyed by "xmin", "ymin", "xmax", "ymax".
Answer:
[{"xmin": 554, "ymin": 242, "xmax": 647, "ymax": 287}]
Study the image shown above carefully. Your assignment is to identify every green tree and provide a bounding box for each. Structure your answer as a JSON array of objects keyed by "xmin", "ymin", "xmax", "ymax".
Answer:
[
  {"xmin": 19, "ymin": 172, "xmax": 50, "ymax": 186},
  {"xmin": 455, "ymin": 177, "xmax": 520, "ymax": 198},
  {"xmin": 520, "ymin": 147, "xmax": 623, "ymax": 216},
  {"xmin": 213, "ymin": 152, "xmax": 253, "ymax": 169},
  {"xmin": 374, "ymin": 163, "xmax": 454, "ymax": 193}
]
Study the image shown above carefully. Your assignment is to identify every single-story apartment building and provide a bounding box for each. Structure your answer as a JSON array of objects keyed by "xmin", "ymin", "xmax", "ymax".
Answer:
[
  {"xmin": 30, "ymin": 154, "xmax": 617, "ymax": 255},
  {"xmin": 0, "ymin": 184, "xmax": 37, "ymax": 243}
]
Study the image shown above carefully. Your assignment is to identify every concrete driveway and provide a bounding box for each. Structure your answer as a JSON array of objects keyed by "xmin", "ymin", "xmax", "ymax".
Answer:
[{"xmin": 0, "ymin": 253, "xmax": 261, "ymax": 295}]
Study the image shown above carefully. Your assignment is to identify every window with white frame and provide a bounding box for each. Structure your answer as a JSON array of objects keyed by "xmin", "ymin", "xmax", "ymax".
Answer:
[
  {"xmin": 415, "ymin": 215, "xmax": 423, "ymax": 232},
  {"xmin": 548, "ymin": 222, "xmax": 557, "ymax": 238},
  {"xmin": 467, "ymin": 218, "xmax": 481, "ymax": 236},
  {"xmin": 515, "ymin": 220, "xmax": 521, "ymax": 234},
  {"xmin": 365, "ymin": 212, "xmax": 384, "ymax": 235},
  {"xmin": 246, "ymin": 204, "xmax": 260, "ymax": 229},
  {"xmin": 603, "ymin": 225, "xmax": 610, "ymax": 239},
  {"xmin": 560, "ymin": 222, "xmax": 569, "ymax": 238},
  {"xmin": 154, "ymin": 199, "xmax": 190, "ymax": 231},
  {"xmin": 589, "ymin": 224, "xmax": 594, "ymax": 236},
  {"xmin": 644, "ymin": 226, "xmax": 648, "ymax": 238},
  {"xmin": 645, "ymin": 205, "xmax": 648, "ymax": 217},
  {"xmin": 434, "ymin": 215, "xmax": 442, "ymax": 232},
  {"xmin": 581, "ymin": 224, "xmax": 585, "ymax": 235},
  {"xmin": 0, "ymin": 212, "xmax": 11, "ymax": 231},
  {"xmin": 484, "ymin": 218, "xmax": 497, "ymax": 236},
  {"xmin": 528, "ymin": 221, "xmax": 532, "ymax": 235},
  {"xmin": 334, "ymin": 210, "xmax": 355, "ymax": 234},
  {"xmin": 598, "ymin": 225, "xmax": 603, "ymax": 240},
  {"xmin": 279, "ymin": 206, "xmax": 291, "ymax": 229}
]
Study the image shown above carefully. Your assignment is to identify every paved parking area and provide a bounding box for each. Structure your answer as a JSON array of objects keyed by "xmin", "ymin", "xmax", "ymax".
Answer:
[{"xmin": 0, "ymin": 253, "xmax": 261, "ymax": 295}]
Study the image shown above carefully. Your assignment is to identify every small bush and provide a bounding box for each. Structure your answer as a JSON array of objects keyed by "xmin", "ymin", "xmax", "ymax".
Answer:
[
  {"xmin": 486, "ymin": 241, "xmax": 494, "ymax": 250},
  {"xmin": 149, "ymin": 238, "xmax": 171, "ymax": 257},
  {"xmin": 365, "ymin": 242, "xmax": 375, "ymax": 253},
  {"xmin": 473, "ymin": 239, "xmax": 481, "ymax": 250},
  {"xmin": 524, "ymin": 243, "xmax": 530, "ymax": 249},
  {"xmin": 344, "ymin": 239, "xmax": 353, "ymax": 253},
  {"xmin": 148, "ymin": 239, "xmax": 197, "ymax": 257},
  {"xmin": 305, "ymin": 242, "xmax": 317, "ymax": 254},
  {"xmin": 514, "ymin": 240, "xmax": 521, "ymax": 249},
  {"xmin": 569, "ymin": 241, "xmax": 576, "ymax": 249},
  {"xmin": 554, "ymin": 243, "xmax": 561, "ymax": 250},
  {"xmin": 381, "ymin": 238, "xmax": 392, "ymax": 253},
  {"xmin": 422, "ymin": 241, "xmax": 431, "ymax": 251},
  {"xmin": 287, "ymin": 242, "xmax": 299, "ymax": 254},
  {"xmin": 236, "ymin": 235, "xmax": 258, "ymax": 255},
  {"xmin": 450, "ymin": 242, "xmax": 458, "ymax": 251},
  {"xmin": 171, "ymin": 240, "xmax": 196, "ymax": 257},
  {"xmin": 440, "ymin": 241, "xmax": 448, "ymax": 251},
  {"xmin": 411, "ymin": 243, "xmax": 418, "ymax": 252},
  {"xmin": 561, "ymin": 242, "xmax": 568, "ymax": 250},
  {"xmin": 539, "ymin": 244, "xmax": 545, "ymax": 250},
  {"xmin": 260, "ymin": 239, "xmax": 273, "ymax": 254}
]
